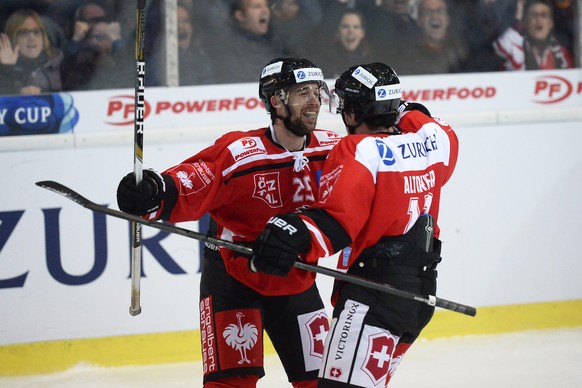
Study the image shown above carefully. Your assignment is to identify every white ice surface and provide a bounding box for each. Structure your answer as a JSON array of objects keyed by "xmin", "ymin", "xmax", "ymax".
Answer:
[{"xmin": 1, "ymin": 328, "xmax": 581, "ymax": 387}]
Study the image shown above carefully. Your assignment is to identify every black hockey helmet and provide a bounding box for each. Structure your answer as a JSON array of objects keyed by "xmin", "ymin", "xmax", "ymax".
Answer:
[
  {"xmin": 259, "ymin": 57, "xmax": 327, "ymax": 113},
  {"xmin": 333, "ymin": 63, "xmax": 402, "ymax": 131}
]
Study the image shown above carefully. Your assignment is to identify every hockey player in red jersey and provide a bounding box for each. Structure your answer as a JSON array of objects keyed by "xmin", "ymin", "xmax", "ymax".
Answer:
[
  {"xmin": 116, "ymin": 58, "xmax": 341, "ymax": 387},
  {"xmin": 251, "ymin": 62, "xmax": 459, "ymax": 387}
]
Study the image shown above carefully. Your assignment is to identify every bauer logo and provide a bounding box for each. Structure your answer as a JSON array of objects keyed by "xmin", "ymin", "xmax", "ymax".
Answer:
[
  {"xmin": 0, "ymin": 93, "xmax": 79, "ymax": 136},
  {"xmin": 532, "ymin": 75, "xmax": 581, "ymax": 104}
]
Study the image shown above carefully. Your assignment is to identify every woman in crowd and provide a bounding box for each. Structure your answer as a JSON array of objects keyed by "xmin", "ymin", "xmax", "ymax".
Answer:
[
  {"xmin": 314, "ymin": 9, "xmax": 374, "ymax": 79},
  {"xmin": 0, "ymin": 8, "xmax": 63, "ymax": 95},
  {"xmin": 493, "ymin": 0, "xmax": 573, "ymax": 70}
]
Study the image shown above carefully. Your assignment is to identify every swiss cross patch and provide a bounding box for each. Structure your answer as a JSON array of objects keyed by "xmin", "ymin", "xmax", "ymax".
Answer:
[
  {"xmin": 361, "ymin": 332, "xmax": 395, "ymax": 384},
  {"xmin": 330, "ymin": 367, "xmax": 342, "ymax": 379},
  {"xmin": 253, "ymin": 172, "xmax": 282, "ymax": 207},
  {"xmin": 305, "ymin": 312, "xmax": 329, "ymax": 358}
]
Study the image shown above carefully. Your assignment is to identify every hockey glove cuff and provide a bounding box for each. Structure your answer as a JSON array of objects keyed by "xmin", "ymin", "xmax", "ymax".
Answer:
[
  {"xmin": 251, "ymin": 213, "xmax": 311, "ymax": 276},
  {"xmin": 117, "ymin": 169, "xmax": 168, "ymax": 216},
  {"xmin": 399, "ymin": 100, "xmax": 431, "ymax": 117}
]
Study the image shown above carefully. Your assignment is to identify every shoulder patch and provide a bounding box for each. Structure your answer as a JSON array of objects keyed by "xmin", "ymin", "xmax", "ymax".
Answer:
[
  {"xmin": 312, "ymin": 130, "xmax": 342, "ymax": 147},
  {"xmin": 228, "ymin": 137, "xmax": 267, "ymax": 162}
]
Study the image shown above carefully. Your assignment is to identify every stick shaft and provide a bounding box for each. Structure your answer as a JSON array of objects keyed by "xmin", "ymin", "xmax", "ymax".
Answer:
[
  {"xmin": 36, "ymin": 180, "xmax": 477, "ymax": 317},
  {"xmin": 130, "ymin": 0, "xmax": 147, "ymax": 316}
]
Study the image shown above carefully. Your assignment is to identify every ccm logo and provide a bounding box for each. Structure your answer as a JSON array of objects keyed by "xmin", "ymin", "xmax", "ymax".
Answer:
[
  {"xmin": 268, "ymin": 217, "xmax": 298, "ymax": 235},
  {"xmin": 532, "ymin": 75, "xmax": 582, "ymax": 104}
]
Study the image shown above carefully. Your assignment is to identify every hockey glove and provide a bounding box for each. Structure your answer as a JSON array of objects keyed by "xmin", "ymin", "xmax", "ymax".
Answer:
[
  {"xmin": 117, "ymin": 169, "xmax": 166, "ymax": 216},
  {"xmin": 399, "ymin": 100, "xmax": 432, "ymax": 117},
  {"xmin": 250, "ymin": 213, "xmax": 311, "ymax": 276}
]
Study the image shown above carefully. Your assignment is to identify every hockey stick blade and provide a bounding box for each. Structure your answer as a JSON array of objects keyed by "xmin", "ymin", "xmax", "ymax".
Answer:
[{"xmin": 36, "ymin": 180, "xmax": 477, "ymax": 317}]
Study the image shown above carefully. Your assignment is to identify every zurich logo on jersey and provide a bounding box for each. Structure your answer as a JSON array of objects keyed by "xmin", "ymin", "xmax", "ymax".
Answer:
[
  {"xmin": 296, "ymin": 70, "xmax": 306, "ymax": 80},
  {"xmin": 375, "ymin": 139, "xmax": 396, "ymax": 166}
]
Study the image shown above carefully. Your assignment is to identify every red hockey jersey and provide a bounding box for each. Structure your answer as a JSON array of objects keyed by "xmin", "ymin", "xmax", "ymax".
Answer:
[
  {"xmin": 161, "ymin": 126, "xmax": 341, "ymax": 295},
  {"xmin": 301, "ymin": 110, "xmax": 459, "ymax": 271}
]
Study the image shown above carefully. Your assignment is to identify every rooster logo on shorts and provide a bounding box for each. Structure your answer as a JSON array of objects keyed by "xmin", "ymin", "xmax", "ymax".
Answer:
[{"xmin": 223, "ymin": 312, "xmax": 259, "ymax": 364}]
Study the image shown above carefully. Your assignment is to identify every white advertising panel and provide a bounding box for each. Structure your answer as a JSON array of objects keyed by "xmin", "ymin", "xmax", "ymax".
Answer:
[
  {"xmin": 1, "ymin": 70, "xmax": 581, "ymax": 138},
  {"xmin": 1, "ymin": 70, "xmax": 582, "ymax": 348}
]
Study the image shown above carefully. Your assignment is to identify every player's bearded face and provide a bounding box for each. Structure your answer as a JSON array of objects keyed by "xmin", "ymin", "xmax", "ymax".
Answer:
[{"xmin": 285, "ymin": 83, "xmax": 321, "ymax": 134}]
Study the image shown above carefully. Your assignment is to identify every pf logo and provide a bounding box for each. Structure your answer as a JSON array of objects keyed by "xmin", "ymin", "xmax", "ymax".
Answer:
[
  {"xmin": 106, "ymin": 95, "xmax": 152, "ymax": 125},
  {"xmin": 362, "ymin": 332, "xmax": 395, "ymax": 385},
  {"xmin": 532, "ymin": 75, "xmax": 575, "ymax": 104},
  {"xmin": 241, "ymin": 137, "xmax": 257, "ymax": 148},
  {"xmin": 305, "ymin": 312, "xmax": 329, "ymax": 358}
]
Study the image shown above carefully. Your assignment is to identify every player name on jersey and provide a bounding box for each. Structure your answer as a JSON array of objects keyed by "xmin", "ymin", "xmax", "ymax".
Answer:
[{"xmin": 403, "ymin": 170, "xmax": 436, "ymax": 194}]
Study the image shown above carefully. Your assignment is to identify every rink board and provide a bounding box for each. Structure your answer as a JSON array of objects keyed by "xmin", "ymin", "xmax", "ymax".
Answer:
[
  {"xmin": 2, "ymin": 300, "xmax": 582, "ymax": 376},
  {"xmin": 2, "ymin": 69, "xmax": 582, "ymax": 376}
]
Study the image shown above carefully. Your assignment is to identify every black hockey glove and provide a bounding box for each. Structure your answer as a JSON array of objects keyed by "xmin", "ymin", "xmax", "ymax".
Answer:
[
  {"xmin": 250, "ymin": 213, "xmax": 311, "ymax": 276},
  {"xmin": 117, "ymin": 169, "xmax": 166, "ymax": 216},
  {"xmin": 399, "ymin": 100, "xmax": 432, "ymax": 117}
]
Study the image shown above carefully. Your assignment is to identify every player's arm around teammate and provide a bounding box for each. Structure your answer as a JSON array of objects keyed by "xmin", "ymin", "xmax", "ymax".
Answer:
[{"xmin": 252, "ymin": 63, "xmax": 459, "ymax": 387}]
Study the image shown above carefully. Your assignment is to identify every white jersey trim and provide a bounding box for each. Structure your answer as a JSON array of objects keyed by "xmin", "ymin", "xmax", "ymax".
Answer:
[{"xmin": 303, "ymin": 218, "xmax": 330, "ymax": 258}]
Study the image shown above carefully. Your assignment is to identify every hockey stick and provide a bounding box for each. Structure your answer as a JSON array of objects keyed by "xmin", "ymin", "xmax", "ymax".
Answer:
[
  {"xmin": 35, "ymin": 180, "xmax": 477, "ymax": 317},
  {"xmin": 130, "ymin": 0, "xmax": 147, "ymax": 316}
]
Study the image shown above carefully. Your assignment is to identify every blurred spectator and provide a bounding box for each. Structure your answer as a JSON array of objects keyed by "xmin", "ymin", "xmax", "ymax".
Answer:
[
  {"xmin": 551, "ymin": 0, "xmax": 576, "ymax": 57},
  {"xmin": 493, "ymin": 0, "xmax": 573, "ymax": 70},
  {"xmin": 190, "ymin": 0, "xmax": 234, "ymax": 35},
  {"xmin": 64, "ymin": 0, "xmax": 124, "ymax": 59},
  {"xmin": 0, "ymin": 8, "xmax": 63, "ymax": 95},
  {"xmin": 270, "ymin": 0, "xmax": 323, "ymax": 57},
  {"xmin": 40, "ymin": 14, "xmax": 67, "ymax": 52},
  {"xmin": 314, "ymin": 9, "xmax": 375, "ymax": 78},
  {"xmin": 447, "ymin": 0, "xmax": 505, "ymax": 72},
  {"xmin": 315, "ymin": 0, "xmax": 353, "ymax": 42},
  {"xmin": 61, "ymin": 19, "xmax": 132, "ymax": 90},
  {"xmin": 0, "ymin": 1, "xmax": 68, "ymax": 53},
  {"xmin": 356, "ymin": 0, "xmax": 422, "ymax": 65},
  {"xmin": 175, "ymin": 1, "xmax": 218, "ymax": 85},
  {"xmin": 397, "ymin": 0, "xmax": 472, "ymax": 75},
  {"xmin": 213, "ymin": 0, "xmax": 289, "ymax": 83}
]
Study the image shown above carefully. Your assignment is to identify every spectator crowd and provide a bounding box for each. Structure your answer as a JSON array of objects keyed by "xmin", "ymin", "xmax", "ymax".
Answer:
[{"xmin": 0, "ymin": 0, "xmax": 578, "ymax": 95}]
